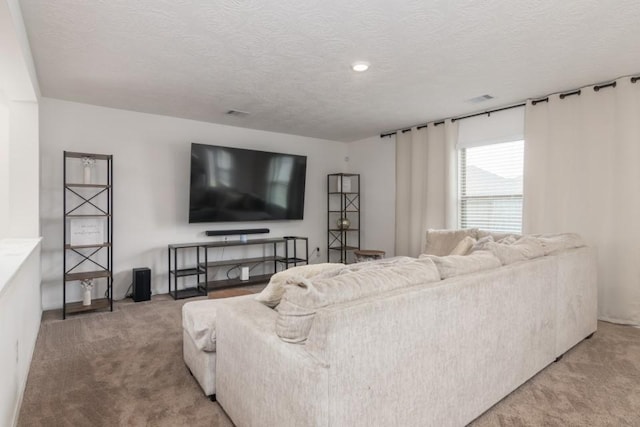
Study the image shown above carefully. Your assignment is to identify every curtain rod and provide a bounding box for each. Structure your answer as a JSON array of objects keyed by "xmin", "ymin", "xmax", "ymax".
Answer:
[
  {"xmin": 380, "ymin": 74, "xmax": 640, "ymax": 138},
  {"xmin": 379, "ymin": 103, "xmax": 524, "ymax": 138}
]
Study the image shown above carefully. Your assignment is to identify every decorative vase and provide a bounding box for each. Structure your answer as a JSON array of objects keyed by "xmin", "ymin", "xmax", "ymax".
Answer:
[
  {"xmin": 81, "ymin": 157, "xmax": 96, "ymax": 184},
  {"xmin": 337, "ymin": 217, "xmax": 351, "ymax": 230},
  {"xmin": 83, "ymin": 166, "xmax": 91, "ymax": 184},
  {"xmin": 80, "ymin": 278, "xmax": 94, "ymax": 306}
]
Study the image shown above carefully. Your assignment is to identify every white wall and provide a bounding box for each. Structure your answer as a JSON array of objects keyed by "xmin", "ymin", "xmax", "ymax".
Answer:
[
  {"xmin": 6, "ymin": 100, "xmax": 39, "ymax": 238},
  {"xmin": 40, "ymin": 98, "xmax": 348, "ymax": 309},
  {"xmin": 347, "ymin": 135, "xmax": 396, "ymax": 257},
  {"xmin": 0, "ymin": 240, "xmax": 41, "ymax": 427},
  {"xmin": 0, "ymin": 99, "xmax": 39, "ymax": 240},
  {"xmin": 0, "ymin": 94, "xmax": 8, "ymax": 239},
  {"xmin": 0, "ymin": 1, "xmax": 41, "ymax": 423}
]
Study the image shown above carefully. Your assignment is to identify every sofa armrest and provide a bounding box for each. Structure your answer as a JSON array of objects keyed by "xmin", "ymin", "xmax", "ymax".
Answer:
[{"xmin": 216, "ymin": 298, "xmax": 329, "ymax": 427}]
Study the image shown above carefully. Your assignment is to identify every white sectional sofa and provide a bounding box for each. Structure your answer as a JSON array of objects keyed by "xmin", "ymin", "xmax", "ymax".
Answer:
[{"xmin": 182, "ymin": 230, "xmax": 597, "ymax": 426}]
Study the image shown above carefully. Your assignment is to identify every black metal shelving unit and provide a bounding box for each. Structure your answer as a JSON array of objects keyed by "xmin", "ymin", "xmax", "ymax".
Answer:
[
  {"xmin": 63, "ymin": 151, "xmax": 113, "ymax": 319},
  {"xmin": 327, "ymin": 173, "xmax": 360, "ymax": 263},
  {"xmin": 167, "ymin": 236, "xmax": 308, "ymax": 300}
]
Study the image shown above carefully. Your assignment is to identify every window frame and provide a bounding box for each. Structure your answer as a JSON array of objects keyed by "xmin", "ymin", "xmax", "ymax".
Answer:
[{"xmin": 458, "ymin": 140, "xmax": 524, "ymax": 233}]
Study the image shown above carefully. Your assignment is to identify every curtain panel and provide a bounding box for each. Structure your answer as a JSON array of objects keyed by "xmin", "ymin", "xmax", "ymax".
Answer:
[
  {"xmin": 524, "ymin": 77, "xmax": 640, "ymax": 325},
  {"xmin": 395, "ymin": 120, "xmax": 458, "ymax": 257}
]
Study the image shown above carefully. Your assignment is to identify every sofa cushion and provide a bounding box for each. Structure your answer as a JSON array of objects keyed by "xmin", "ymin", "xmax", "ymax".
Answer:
[
  {"xmin": 275, "ymin": 258, "xmax": 441, "ymax": 343},
  {"xmin": 421, "ymin": 251, "xmax": 501, "ymax": 279},
  {"xmin": 476, "ymin": 229, "xmax": 521, "ymax": 242},
  {"xmin": 450, "ymin": 236, "xmax": 476, "ymax": 255},
  {"xmin": 471, "ymin": 235, "xmax": 494, "ymax": 252},
  {"xmin": 423, "ymin": 228, "xmax": 478, "ymax": 256},
  {"xmin": 182, "ymin": 295, "xmax": 255, "ymax": 352},
  {"xmin": 255, "ymin": 263, "xmax": 345, "ymax": 307},
  {"xmin": 340, "ymin": 256, "xmax": 417, "ymax": 274},
  {"xmin": 483, "ymin": 236, "xmax": 545, "ymax": 265},
  {"xmin": 536, "ymin": 233, "xmax": 586, "ymax": 255}
]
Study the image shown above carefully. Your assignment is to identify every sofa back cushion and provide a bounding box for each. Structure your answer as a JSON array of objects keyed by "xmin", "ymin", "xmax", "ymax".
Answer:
[
  {"xmin": 255, "ymin": 263, "xmax": 345, "ymax": 307},
  {"xmin": 536, "ymin": 233, "xmax": 586, "ymax": 255},
  {"xmin": 483, "ymin": 236, "xmax": 545, "ymax": 265},
  {"xmin": 420, "ymin": 251, "xmax": 501, "ymax": 279},
  {"xmin": 275, "ymin": 258, "xmax": 441, "ymax": 343},
  {"xmin": 476, "ymin": 229, "xmax": 521, "ymax": 242}
]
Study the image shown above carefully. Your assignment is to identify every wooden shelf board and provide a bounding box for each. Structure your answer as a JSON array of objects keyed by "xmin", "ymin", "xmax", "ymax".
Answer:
[
  {"xmin": 199, "ymin": 256, "xmax": 283, "ymax": 269},
  {"xmin": 65, "ymin": 298, "xmax": 110, "ymax": 314},
  {"xmin": 171, "ymin": 287, "xmax": 207, "ymax": 300},
  {"xmin": 65, "ymin": 214, "xmax": 111, "ymax": 218},
  {"xmin": 328, "ymin": 192, "xmax": 359, "ymax": 195},
  {"xmin": 65, "ymin": 243, "xmax": 111, "ymax": 249},
  {"xmin": 65, "ymin": 270, "xmax": 111, "ymax": 281},
  {"xmin": 277, "ymin": 257, "xmax": 308, "ymax": 264},
  {"xmin": 201, "ymin": 273, "xmax": 272, "ymax": 291},
  {"xmin": 171, "ymin": 268, "xmax": 205, "ymax": 277},
  {"xmin": 65, "ymin": 151, "xmax": 112, "ymax": 160},
  {"xmin": 329, "ymin": 228, "xmax": 359, "ymax": 231},
  {"xmin": 329, "ymin": 246, "xmax": 359, "ymax": 251},
  {"xmin": 169, "ymin": 237, "xmax": 293, "ymax": 250},
  {"xmin": 65, "ymin": 183, "xmax": 111, "ymax": 188},
  {"xmin": 328, "ymin": 210, "xmax": 359, "ymax": 213},
  {"xmin": 199, "ymin": 238, "xmax": 288, "ymax": 248}
]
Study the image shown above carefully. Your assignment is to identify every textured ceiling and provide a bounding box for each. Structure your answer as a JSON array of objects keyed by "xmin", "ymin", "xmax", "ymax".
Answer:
[{"xmin": 18, "ymin": 0, "xmax": 640, "ymax": 142}]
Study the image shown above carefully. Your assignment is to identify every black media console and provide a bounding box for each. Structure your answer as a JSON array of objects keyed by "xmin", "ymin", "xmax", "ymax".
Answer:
[{"xmin": 167, "ymin": 237, "xmax": 308, "ymax": 299}]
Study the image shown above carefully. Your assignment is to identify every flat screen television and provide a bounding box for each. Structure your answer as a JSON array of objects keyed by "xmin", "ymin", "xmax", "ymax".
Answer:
[{"xmin": 188, "ymin": 143, "xmax": 307, "ymax": 223}]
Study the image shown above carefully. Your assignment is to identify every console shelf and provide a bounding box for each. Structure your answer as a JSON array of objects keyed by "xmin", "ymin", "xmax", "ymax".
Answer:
[{"xmin": 167, "ymin": 236, "xmax": 308, "ymax": 300}]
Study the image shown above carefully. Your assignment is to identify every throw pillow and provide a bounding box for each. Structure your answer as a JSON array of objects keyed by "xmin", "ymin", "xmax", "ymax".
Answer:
[
  {"xmin": 255, "ymin": 263, "xmax": 345, "ymax": 307},
  {"xmin": 449, "ymin": 236, "xmax": 476, "ymax": 255},
  {"xmin": 423, "ymin": 228, "xmax": 478, "ymax": 256}
]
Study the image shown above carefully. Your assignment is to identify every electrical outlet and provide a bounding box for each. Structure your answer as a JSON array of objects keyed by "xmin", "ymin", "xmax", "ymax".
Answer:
[{"xmin": 315, "ymin": 247, "xmax": 321, "ymax": 258}]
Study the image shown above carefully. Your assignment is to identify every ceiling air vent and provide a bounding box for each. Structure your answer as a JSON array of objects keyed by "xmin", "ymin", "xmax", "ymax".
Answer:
[
  {"xmin": 468, "ymin": 94, "xmax": 494, "ymax": 104},
  {"xmin": 226, "ymin": 109, "xmax": 250, "ymax": 117}
]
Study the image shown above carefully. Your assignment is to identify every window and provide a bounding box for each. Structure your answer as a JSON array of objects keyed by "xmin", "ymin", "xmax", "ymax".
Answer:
[{"xmin": 458, "ymin": 140, "xmax": 524, "ymax": 233}]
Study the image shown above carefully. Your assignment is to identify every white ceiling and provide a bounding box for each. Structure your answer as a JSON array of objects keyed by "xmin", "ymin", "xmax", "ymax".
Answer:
[{"xmin": 18, "ymin": 0, "xmax": 640, "ymax": 142}]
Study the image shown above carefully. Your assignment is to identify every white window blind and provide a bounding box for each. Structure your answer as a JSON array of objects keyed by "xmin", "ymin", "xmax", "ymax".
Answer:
[{"xmin": 459, "ymin": 140, "xmax": 524, "ymax": 233}]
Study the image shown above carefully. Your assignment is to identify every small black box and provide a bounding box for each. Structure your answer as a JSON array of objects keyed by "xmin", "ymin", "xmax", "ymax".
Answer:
[{"xmin": 132, "ymin": 267, "xmax": 151, "ymax": 302}]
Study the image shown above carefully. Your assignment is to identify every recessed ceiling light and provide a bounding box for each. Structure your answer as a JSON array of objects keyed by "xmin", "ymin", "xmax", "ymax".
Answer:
[{"xmin": 352, "ymin": 62, "xmax": 370, "ymax": 72}]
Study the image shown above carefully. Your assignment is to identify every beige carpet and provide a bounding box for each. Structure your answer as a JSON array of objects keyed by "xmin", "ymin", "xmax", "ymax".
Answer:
[{"xmin": 19, "ymin": 297, "xmax": 640, "ymax": 426}]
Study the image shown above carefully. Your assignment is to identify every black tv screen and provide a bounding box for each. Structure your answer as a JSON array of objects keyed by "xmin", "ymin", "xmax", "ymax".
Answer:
[{"xmin": 188, "ymin": 143, "xmax": 307, "ymax": 223}]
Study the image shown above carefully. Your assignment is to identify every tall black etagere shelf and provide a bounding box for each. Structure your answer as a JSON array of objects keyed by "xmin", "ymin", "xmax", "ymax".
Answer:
[
  {"xmin": 63, "ymin": 151, "xmax": 113, "ymax": 319},
  {"xmin": 327, "ymin": 173, "xmax": 360, "ymax": 263}
]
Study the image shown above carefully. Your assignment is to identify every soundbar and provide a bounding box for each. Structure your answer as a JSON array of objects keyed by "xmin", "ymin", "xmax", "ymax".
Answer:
[{"xmin": 206, "ymin": 228, "xmax": 270, "ymax": 236}]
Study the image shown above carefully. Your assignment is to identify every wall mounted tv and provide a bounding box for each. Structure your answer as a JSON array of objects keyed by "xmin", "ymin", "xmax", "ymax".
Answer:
[{"xmin": 188, "ymin": 143, "xmax": 307, "ymax": 223}]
